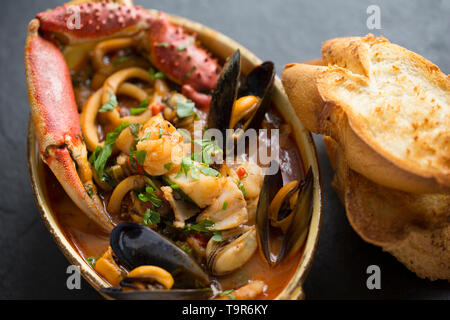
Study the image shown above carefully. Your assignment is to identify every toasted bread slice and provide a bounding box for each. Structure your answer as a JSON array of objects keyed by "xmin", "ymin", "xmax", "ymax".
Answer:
[
  {"xmin": 283, "ymin": 35, "xmax": 450, "ymax": 193},
  {"xmin": 324, "ymin": 136, "xmax": 450, "ymax": 280}
]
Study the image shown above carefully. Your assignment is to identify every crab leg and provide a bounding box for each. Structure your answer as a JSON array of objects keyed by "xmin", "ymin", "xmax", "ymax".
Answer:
[{"xmin": 25, "ymin": 19, "xmax": 113, "ymax": 232}]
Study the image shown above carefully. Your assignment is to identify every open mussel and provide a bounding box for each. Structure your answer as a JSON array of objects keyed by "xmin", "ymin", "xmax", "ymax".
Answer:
[
  {"xmin": 207, "ymin": 50, "xmax": 275, "ymax": 150},
  {"xmin": 256, "ymin": 161, "xmax": 314, "ymax": 266},
  {"xmin": 101, "ymin": 222, "xmax": 212, "ymax": 300},
  {"xmin": 206, "ymin": 225, "xmax": 257, "ymax": 276}
]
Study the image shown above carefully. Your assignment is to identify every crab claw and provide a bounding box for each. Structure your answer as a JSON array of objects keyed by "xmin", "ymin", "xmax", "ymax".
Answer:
[
  {"xmin": 36, "ymin": 1, "xmax": 220, "ymax": 96},
  {"xmin": 147, "ymin": 13, "xmax": 221, "ymax": 92},
  {"xmin": 25, "ymin": 19, "xmax": 113, "ymax": 232}
]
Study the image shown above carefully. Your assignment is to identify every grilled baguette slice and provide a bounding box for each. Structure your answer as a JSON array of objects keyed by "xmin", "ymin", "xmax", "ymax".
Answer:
[
  {"xmin": 324, "ymin": 135, "xmax": 450, "ymax": 280},
  {"xmin": 283, "ymin": 35, "xmax": 450, "ymax": 193}
]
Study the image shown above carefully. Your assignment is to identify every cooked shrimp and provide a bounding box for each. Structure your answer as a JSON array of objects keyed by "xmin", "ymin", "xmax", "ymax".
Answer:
[{"xmin": 137, "ymin": 114, "xmax": 186, "ymax": 176}]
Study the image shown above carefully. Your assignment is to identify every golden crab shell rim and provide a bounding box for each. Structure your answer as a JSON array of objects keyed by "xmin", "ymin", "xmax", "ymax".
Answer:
[{"xmin": 26, "ymin": 9, "xmax": 323, "ymax": 300}]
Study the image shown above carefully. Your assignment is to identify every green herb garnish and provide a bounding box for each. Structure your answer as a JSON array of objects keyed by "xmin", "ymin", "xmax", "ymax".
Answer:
[
  {"xmin": 89, "ymin": 123, "xmax": 130, "ymax": 179},
  {"xmin": 211, "ymin": 232, "xmax": 222, "ymax": 242},
  {"xmin": 220, "ymin": 289, "xmax": 234, "ymax": 297},
  {"xmin": 149, "ymin": 68, "xmax": 166, "ymax": 80},
  {"xmin": 177, "ymin": 40, "xmax": 193, "ymax": 52},
  {"xmin": 98, "ymin": 92, "xmax": 118, "ymax": 113},
  {"xmin": 193, "ymin": 139, "xmax": 223, "ymax": 165},
  {"xmin": 130, "ymin": 107, "xmax": 148, "ymax": 115},
  {"xmin": 184, "ymin": 219, "xmax": 216, "ymax": 233},
  {"xmin": 222, "ymin": 201, "xmax": 228, "ymax": 211},
  {"xmin": 113, "ymin": 55, "xmax": 134, "ymax": 66},
  {"xmin": 157, "ymin": 42, "xmax": 169, "ymax": 47},
  {"xmin": 185, "ymin": 66, "xmax": 196, "ymax": 79},
  {"xmin": 142, "ymin": 209, "xmax": 161, "ymax": 226},
  {"xmin": 176, "ymin": 157, "xmax": 220, "ymax": 180},
  {"xmin": 86, "ymin": 257, "xmax": 97, "ymax": 267},
  {"xmin": 159, "ymin": 127, "xmax": 164, "ymax": 139},
  {"xmin": 164, "ymin": 163, "xmax": 174, "ymax": 171},
  {"xmin": 176, "ymin": 99, "xmax": 196, "ymax": 118},
  {"xmin": 85, "ymin": 187, "xmax": 94, "ymax": 198},
  {"xmin": 238, "ymin": 180, "xmax": 246, "ymax": 197},
  {"xmin": 138, "ymin": 186, "xmax": 162, "ymax": 208}
]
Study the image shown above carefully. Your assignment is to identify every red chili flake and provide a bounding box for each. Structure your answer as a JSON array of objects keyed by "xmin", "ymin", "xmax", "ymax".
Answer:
[
  {"xmin": 152, "ymin": 103, "xmax": 165, "ymax": 115},
  {"xmin": 237, "ymin": 167, "xmax": 247, "ymax": 179}
]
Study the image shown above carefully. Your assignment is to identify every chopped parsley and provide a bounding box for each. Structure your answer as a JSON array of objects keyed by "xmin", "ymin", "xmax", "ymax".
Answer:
[
  {"xmin": 113, "ymin": 55, "xmax": 134, "ymax": 66},
  {"xmin": 211, "ymin": 232, "xmax": 222, "ymax": 242},
  {"xmin": 138, "ymin": 186, "xmax": 162, "ymax": 208},
  {"xmin": 177, "ymin": 39, "xmax": 193, "ymax": 52},
  {"xmin": 157, "ymin": 42, "xmax": 169, "ymax": 47},
  {"xmin": 220, "ymin": 289, "xmax": 234, "ymax": 297},
  {"xmin": 98, "ymin": 92, "xmax": 118, "ymax": 113},
  {"xmin": 89, "ymin": 122, "xmax": 131, "ymax": 180},
  {"xmin": 184, "ymin": 219, "xmax": 216, "ymax": 233},
  {"xmin": 129, "ymin": 150, "xmax": 147, "ymax": 170},
  {"xmin": 142, "ymin": 209, "xmax": 161, "ymax": 226},
  {"xmin": 185, "ymin": 66, "xmax": 196, "ymax": 79},
  {"xmin": 130, "ymin": 98, "xmax": 149, "ymax": 116},
  {"xmin": 149, "ymin": 68, "xmax": 166, "ymax": 81},
  {"xmin": 164, "ymin": 163, "xmax": 174, "ymax": 171},
  {"xmin": 159, "ymin": 127, "xmax": 164, "ymax": 139},
  {"xmin": 176, "ymin": 99, "xmax": 196, "ymax": 118},
  {"xmin": 85, "ymin": 186, "xmax": 94, "ymax": 198},
  {"xmin": 193, "ymin": 139, "xmax": 223, "ymax": 165},
  {"xmin": 220, "ymin": 289, "xmax": 236, "ymax": 299},
  {"xmin": 176, "ymin": 157, "xmax": 220, "ymax": 180},
  {"xmin": 222, "ymin": 201, "xmax": 228, "ymax": 211},
  {"xmin": 130, "ymin": 107, "xmax": 148, "ymax": 116},
  {"xmin": 86, "ymin": 257, "xmax": 97, "ymax": 267},
  {"xmin": 238, "ymin": 180, "xmax": 246, "ymax": 197}
]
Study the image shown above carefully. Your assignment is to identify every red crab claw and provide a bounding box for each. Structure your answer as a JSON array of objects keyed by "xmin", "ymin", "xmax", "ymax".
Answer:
[
  {"xmin": 25, "ymin": 19, "xmax": 113, "ymax": 232},
  {"xmin": 147, "ymin": 13, "xmax": 221, "ymax": 92},
  {"xmin": 37, "ymin": 1, "xmax": 221, "ymax": 96}
]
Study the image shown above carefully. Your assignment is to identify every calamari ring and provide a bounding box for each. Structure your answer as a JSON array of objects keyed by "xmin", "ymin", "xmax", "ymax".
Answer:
[
  {"xmin": 107, "ymin": 175, "xmax": 148, "ymax": 215},
  {"xmin": 127, "ymin": 266, "xmax": 174, "ymax": 290},
  {"xmin": 101, "ymin": 68, "xmax": 156, "ymax": 127},
  {"xmin": 91, "ymin": 57, "xmax": 151, "ymax": 90},
  {"xmin": 269, "ymin": 180, "xmax": 299, "ymax": 233},
  {"xmin": 81, "ymin": 82, "xmax": 151, "ymax": 152},
  {"xmin": 92, "ymin": 37, "xmax": 136, "ymax": 70},
  {"xmin": 80, "ymin": 89, "xmax": 103, "ymax": 152}
]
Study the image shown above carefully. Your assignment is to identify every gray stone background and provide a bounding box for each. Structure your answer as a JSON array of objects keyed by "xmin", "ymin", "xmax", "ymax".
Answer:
[{"xmin": 0, "ymin": 0, "xmax": 448, "ymax": 299}]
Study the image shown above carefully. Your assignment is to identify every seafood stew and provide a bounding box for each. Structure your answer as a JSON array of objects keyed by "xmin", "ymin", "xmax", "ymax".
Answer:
[{"xmin": 26, "ymin": 1, "xmax": 315, "ymax": 300}]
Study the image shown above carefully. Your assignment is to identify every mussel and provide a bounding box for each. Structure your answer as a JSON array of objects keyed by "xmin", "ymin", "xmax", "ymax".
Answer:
[
  {"xmin": 101, "ymin": 222, "xmax": 212, "ymax": 300},
  {"xmin": 256, "ymin": 161, "xmax": 314, "ymax": 266},
  {"xmin": 206, "ymin": 225, "xmax": 257, "ymax": 276},
  {"xmin": 207, "ymin": 50, "xmax": 275, "ymax": 151}
]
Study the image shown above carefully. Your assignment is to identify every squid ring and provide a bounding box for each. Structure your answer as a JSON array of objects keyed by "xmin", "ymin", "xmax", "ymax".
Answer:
[
  {"xmin": 91, "ymin": 57, "xmax": 151, "ymax": 90},
  {"xmin": 127, "ymin": 266, "xmax": 174, "ymax": 290},
  {"xmin": 80, "ymin": 88, "xmax": 104, "ymax": 152},
  {"xmin": 92, "ymin": 37, "xmax": 136, "ymax": 70},
  {"xmin": 107, "ymin": 175, "xmax": 148, "ymax": 215},
  {"xmin": 81, "ymin": 82, "xmax": 152, "ymax": 152},
  {"xmin": 101, "ymin": 68, "xmax": 155, "ymax": 127}
]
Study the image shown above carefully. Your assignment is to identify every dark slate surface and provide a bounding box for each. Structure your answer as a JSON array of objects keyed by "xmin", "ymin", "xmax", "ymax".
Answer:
[{"xmin": 0, "ymin": 0, "xmax": 448, "ymax": 300}]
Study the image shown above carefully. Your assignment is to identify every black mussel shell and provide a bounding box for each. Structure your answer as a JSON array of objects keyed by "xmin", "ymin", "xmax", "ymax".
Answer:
[
  {"xmin": 256, "ymin": 163, "xmax": 314, "ymax": 266},
  {"xmin": 110, "ymin": 222, "xmax": 210, "ymax": 289},
  {"xmin": 255, "ymin": 160, "xmax": 283, "ymax": 266},
  {"xmin": 238, "ymin": 61, "xmax": 275, "ymax": 130},
  {"xmin": 207, "ymin": 49, "xmax": 241, "ymax": 142},
  {"xmin": 277, "ymin": 167, "xmax": 314, "ymax": 264}
]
